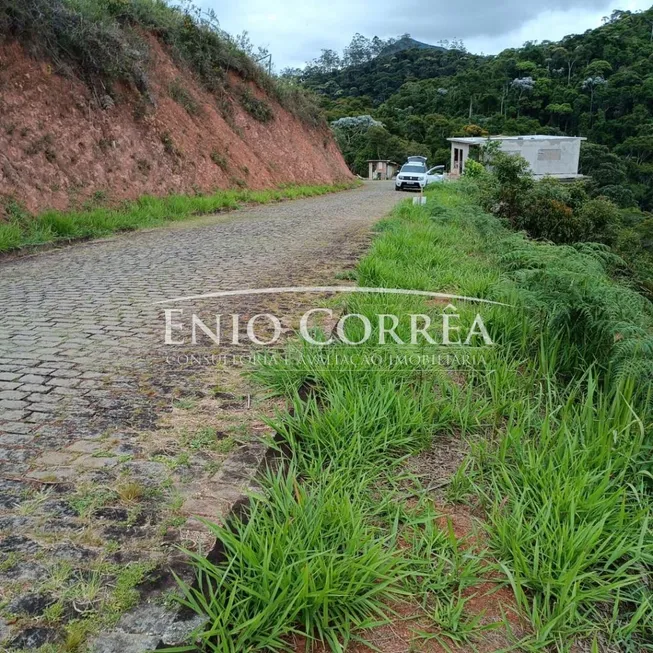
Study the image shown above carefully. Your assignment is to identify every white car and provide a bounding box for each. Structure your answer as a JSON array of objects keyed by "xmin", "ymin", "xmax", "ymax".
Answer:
[{"xmin": 395, "ymin": 164, "xmax": 445, "ymax": 191}]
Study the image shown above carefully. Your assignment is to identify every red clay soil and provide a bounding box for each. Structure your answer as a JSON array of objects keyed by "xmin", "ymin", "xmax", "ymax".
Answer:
[{"xmin": 0, "ymin": 37, "xmax": 353, "ymax": 217}]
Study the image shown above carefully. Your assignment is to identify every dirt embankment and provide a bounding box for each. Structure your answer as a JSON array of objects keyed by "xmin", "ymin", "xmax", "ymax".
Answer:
[{"xmin": 0, "ymin": 37, "xmax": 353, "ymax": 216}]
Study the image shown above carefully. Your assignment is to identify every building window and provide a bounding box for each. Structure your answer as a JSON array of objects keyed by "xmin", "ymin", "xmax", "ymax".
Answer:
[{"xmin": 537, "ymin": 148, "xmax": 561, "ymax": 161}]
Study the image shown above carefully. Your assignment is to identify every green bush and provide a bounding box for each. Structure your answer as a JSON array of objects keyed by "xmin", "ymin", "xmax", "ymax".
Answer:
[
  {"xmin": 462, "ymin": 159, "xmax": 484, "ymax": 178},
  {"xmin": 237, "ymin": 87, "xmax": 274, "ymax": 123},
  {"xmin": 577, "ymin": 197, "xmax": 622, "ymax": 245},
  {"xmin": 481, "ymin": 151, "xmax": 533, "ymax": 225},
  {"xmin": 478, "ymin": 155, "xmax": 624, "ymax": 246},
  {"xmin": 522, "ymin": 196, "xmax": 581, "ymax": 243},
  {"xmin": 517, "ymin": 178, "xmax": 586, "ymax": 244},
  {"xmin": 0, "ymin": 223, "xmax": 23, "ymax": 250}
]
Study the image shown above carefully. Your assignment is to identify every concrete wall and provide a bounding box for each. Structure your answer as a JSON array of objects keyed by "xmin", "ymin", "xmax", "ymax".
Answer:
[
  {"xmin": 450, "ymin": 143, "xmax": 470, "ymax": 176},
  {"xmin": 497, "ymin": 138, "xmax": 581, "ymax": 177},
  {"xmin": 368, "ymin": 161, "xmax": 397, "ymax": 180},
  {"xmin": 448, "ymin": 137, "xmax": 583, "ymax": 179}
]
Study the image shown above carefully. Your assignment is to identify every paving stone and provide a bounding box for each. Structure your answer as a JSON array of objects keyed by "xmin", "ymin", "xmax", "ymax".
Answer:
[
  {"xmin": 0, "ymin": 422, "xmax": 35, "ymax": 435},
  {"xmin": 117, "ymin": 604, "xmax": 172, "ymax": 636},
  {"xmin": 79, "ymin": 379, "xmax": 102, "ymax": 389},
  {"xmin": 51, "ymin": 386, "xmax": 83, "ymax": 396},
  {"xmin": 0, "ymin": 399, "xmax": 28, "ymax": 410},
  {"xmin": 0, "ymin": 448, "xmax": 32, "ymax": 463},
  {"xmin": 161, "ymin": 614, "xmax": 207, "ymax": 646},
  {"xmin": 47, "ymin": 377, "xmax": 80, "ymax": 388},
  {"xmin": 7, "ymin": 593, "xmax": 55, "ymax": 616},
  {"xmin": 122, "ymin": 461, "xmax": 170, "ymax": 486},
  {"xmin": 0, "ymin": 535, "xmax": 41, "ymax": 554},
  {"xmin": 27, "ymin": 403, "xmax": 58, "ymax": 413},
  {"xmin": 52, "ymin": 543, "xmax": 95, "ymax": 561},
  {"xmin": 25, "ymin": 412, "xmax": 52, "ymax": 423},
  {"xmin": 25, "ymin": 467, "xmax": 77, "ymax": 482},
  {"xmin": 9, "ymin": 626, "xmax": 58, "ymax": 649},
  {"xmin": 0, "ymin": 409, "xmax": 29, "ymax": 421},
  {"xmin": 0, "ymin": 372, "xmax": 20, "ymax": 382},
  {"xmin": 0, "ymin": 515, "xmax": 34, "ymax": 533},
  {"xmin": 180, "ymin": 497, "xmax": 225, "ymax": 518},
  {"xmin": 80, "ymin": 371, "xmax": 104, "ymax": 379},
  {"xmin": 0, "ymin": 390, "xmax": 28, "ymax": 401},
  {"xmin": 90, "ymin": 631, "xmax": 161, "ymax": 653},
  {"xmin": 27, "ymin": 391, "xmax": 58, "ymax": 402},
  {"xmin": 32, "ymin": 451, "xmax": 76, "ymax": 466},
  {"xmin": 18, "ymin": 367, "xmax": 55, "ymax": 376},
  {"xmin": 66, "ymin": 441, "xmax": 105, "ymax": 454},
  {"xmin": 0, "ymin": 433, "xmax": 35, "ymax": 446},
  {"xmin": 0, "ymin": 381, "xmax": 21, "ymax": 390},
  {"xmin": 20, "ymin": 383, "xmax": 52, "ymax": 394},
  {"xmin": 18, "ymin": 374, "xmax": 47, "ymax": 385},
  {"xmin": 75, "ymin": 455, "xmax": 119, "ymax": 469},
  {"xmin": 50, "ymin": 369, "xmax": 81, "ymax": 378}
]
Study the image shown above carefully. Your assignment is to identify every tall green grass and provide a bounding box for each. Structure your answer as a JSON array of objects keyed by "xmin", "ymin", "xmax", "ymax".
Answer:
[
  {"xmin": 173, "ymin": 184, "xmax": 653, "ymax": 651},
  {"xmin": 0, "ymin": 182, "xmax": 357, "ymax": 253},
  {"xmin": 172, "ymin": 466, "xmax": 408, "ymax": 652},
  {"xmin": 418, "ymin": 183, "xmax": 653, "ymax": 649},
  {"xmin": 481, "ymin": 378, "xmax": 651, "ymax": 647}
]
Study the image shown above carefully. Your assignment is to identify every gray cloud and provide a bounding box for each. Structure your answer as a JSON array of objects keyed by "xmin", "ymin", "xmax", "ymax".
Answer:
[{"xmin": 197, "ymin": 0, "xmax": 649, "ymax": 68}]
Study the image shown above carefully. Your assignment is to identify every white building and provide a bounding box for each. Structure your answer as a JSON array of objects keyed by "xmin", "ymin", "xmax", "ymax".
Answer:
[
  {"xmin": 447, "ymin": 135, "xmax": 586, "ymax": 180},
  {"xmin": 367, "ymin": 160, "xmax": 398, "ymax": 180}
]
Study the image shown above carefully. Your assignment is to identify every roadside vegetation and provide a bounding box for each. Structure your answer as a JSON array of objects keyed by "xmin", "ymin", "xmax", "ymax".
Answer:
[
  {"xmin": 0, "ymin": 183, "xmax": 358, "ymax": 253},
  {"xmin": 171, "ymin": 169, "xmax": 653, "ymax": 651},
  {"xmin": 466, "ymin": 145, "xmax": 653, "ymax": 301},
  {"xmin": 293, "ymin": 11, "xmax": 653, "ymax": 299}
]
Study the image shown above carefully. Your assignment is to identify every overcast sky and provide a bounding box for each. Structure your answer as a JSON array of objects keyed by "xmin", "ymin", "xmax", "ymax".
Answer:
[{"xmin": 197, "ymin": 0, "xmax": 652, "ymax": 70}]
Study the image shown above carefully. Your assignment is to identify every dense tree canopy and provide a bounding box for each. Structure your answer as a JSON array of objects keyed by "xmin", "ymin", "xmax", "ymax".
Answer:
[{"xmin": 292, "ymin": 9, "xmax": 653, "ymax": 210}]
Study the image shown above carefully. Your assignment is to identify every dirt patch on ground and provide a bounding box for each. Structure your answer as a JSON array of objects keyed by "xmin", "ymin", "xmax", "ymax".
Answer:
[{"xmin": 0, "ymin": 37, "xmax": 352, "ymax": 216}]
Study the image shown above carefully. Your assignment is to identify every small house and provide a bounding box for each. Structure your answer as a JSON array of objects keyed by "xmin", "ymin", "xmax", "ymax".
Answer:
[
  {"xmin": 368, "ymin": 160, "xmax": 398, "ymax": 180},
  {"xmin": 447, "ymin": 135, "xmax": 586, "ymax": 180}
]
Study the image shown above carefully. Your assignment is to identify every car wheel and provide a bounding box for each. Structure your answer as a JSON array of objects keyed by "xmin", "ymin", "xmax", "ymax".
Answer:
[{"xmin": 395, "ymin": 186, "xmax": 401, "ymax": 191}]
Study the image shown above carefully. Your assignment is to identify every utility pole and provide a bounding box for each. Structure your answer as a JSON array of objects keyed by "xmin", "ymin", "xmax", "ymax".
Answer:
[{"xmin": 255, "ymin": 53, "xmax": 272, "ymax": 75}]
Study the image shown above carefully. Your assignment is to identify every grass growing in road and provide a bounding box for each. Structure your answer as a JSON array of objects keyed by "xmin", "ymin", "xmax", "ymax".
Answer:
[
  {"xmin": 172, "ymin": 183, "xmax": 653, "ymax": 652},
  {"xmin": 0, "ymin": 182, "xmax": 359, "ymax": 253}
]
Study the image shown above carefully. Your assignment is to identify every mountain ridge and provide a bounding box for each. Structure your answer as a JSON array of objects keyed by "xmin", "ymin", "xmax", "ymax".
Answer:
[{"xmin": 379, "ymin": 36, "xmax": 444, "ymax": 56}]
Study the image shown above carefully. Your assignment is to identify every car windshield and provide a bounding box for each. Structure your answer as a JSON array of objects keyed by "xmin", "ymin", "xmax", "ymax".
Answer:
[{"xmin": 401, "ymin": 165, "xmax": 425, "ymax": 173}]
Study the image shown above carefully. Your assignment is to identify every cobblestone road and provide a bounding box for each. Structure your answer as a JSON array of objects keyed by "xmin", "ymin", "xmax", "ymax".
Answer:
[{"xmin": 0, "ymin": 181, "xmax": 403, "ymax": 649}]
